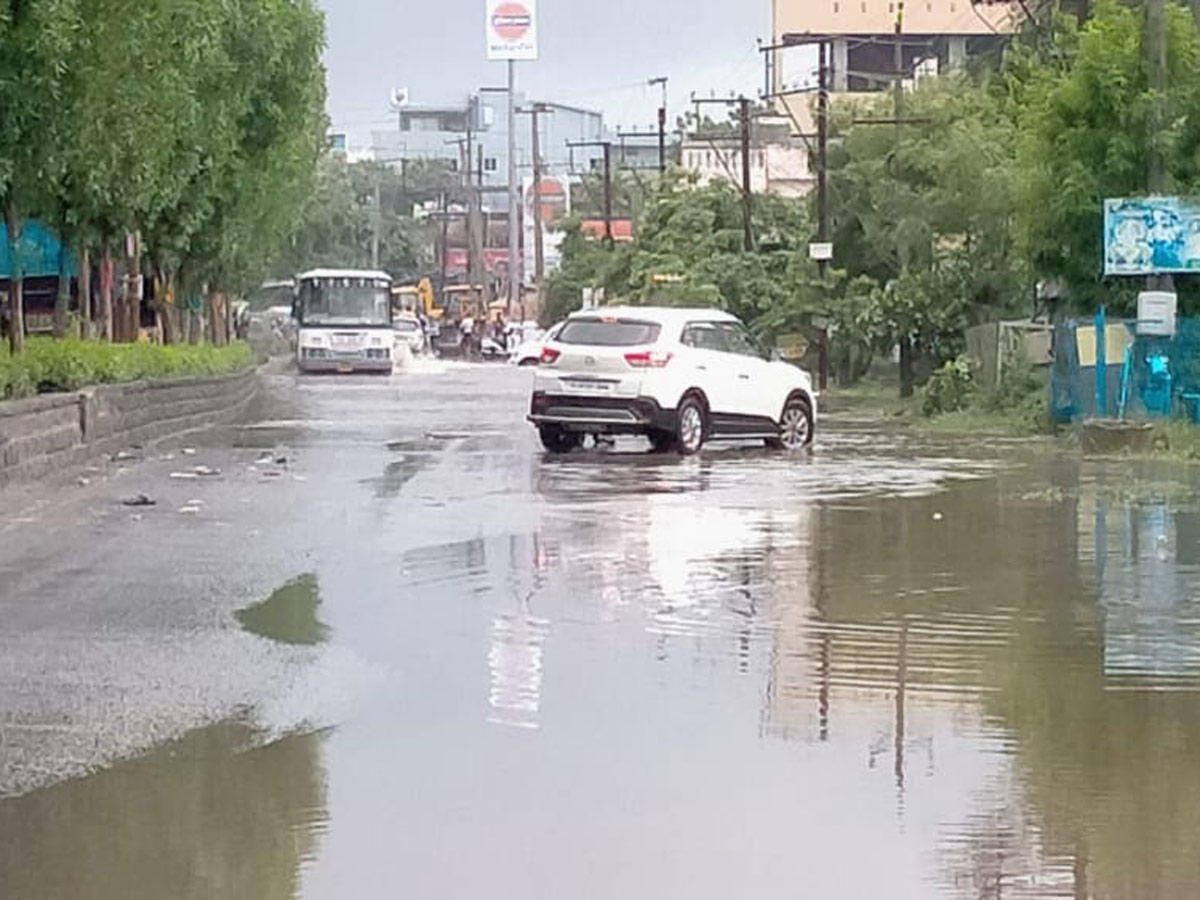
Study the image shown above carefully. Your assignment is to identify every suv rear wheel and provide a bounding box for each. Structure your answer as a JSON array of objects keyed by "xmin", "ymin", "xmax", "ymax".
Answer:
[
  {"xmin": 675, "ymin": 396, "xmax": 707, "ymax": 455},
  {"xmin": 767, "ymin": 395, "xmax": 814, "ymax": 451},
  {"xmin": 539, "ymin": 427, "xmax": 583, "ymax": 454}
]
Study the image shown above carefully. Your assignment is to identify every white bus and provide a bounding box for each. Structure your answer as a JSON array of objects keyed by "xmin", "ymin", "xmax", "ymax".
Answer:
[{"xmin": 294, "ymin": 269, "xmax": 394, "ymax": 374}]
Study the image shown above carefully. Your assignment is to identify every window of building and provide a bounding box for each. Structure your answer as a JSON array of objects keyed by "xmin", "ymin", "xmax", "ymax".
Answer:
[{"xmin": 484, "ymin": 158, "xmax": 498, "ymax": 172}]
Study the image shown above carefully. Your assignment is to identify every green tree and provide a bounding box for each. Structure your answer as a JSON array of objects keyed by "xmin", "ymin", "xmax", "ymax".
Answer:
[
  {"xmin": 1014, "ymin": 0, "xmax": 1200, "ymax": 313},
  {"xmin": 824, "ymin": 76, "xmax": 1025, "ymax": 392},
  {"xmin": 0, "ymin": 0, "xmax": 81, "ymax": 352},
  {"xmin": 277, "ymin": 157, "xmax": 451, "ymax": 282}
]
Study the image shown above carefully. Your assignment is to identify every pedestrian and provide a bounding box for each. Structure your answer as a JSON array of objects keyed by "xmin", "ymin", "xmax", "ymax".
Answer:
[{"xmin": 460, "ymin": 314, "xmax": 475, "ymax": 359}]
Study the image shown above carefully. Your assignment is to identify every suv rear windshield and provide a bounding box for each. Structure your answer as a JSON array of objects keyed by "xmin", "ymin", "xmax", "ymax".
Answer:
[{"xmin": 556, "ymin": 318, "xmax": 662, "ymax": 347}]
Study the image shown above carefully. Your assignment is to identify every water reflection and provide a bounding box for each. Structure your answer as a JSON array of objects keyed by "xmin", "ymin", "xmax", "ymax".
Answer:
[
  {"xmin": 1083, "ymin": 493, "xmax": 1200, "ymax": 686},
  {"xmin": 0, "ymin": 723, "xmax": 327, "ymax": 900},
  {"xmin": 236, "ymin": 574, "xmax": 330, "ymax": 646},
  {"xmin": 523, "ymin": 454, "xmax": 1200, "ymax": 898}
]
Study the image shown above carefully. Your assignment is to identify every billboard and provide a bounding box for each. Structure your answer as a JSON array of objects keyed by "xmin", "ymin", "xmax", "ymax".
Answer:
[
  {"xmin": 1104, "ymin": 196, "xmax": 1200, "ymax": 276},
  {"xmin": 486, "ymin": 0, "xmax": 538, "ymax": 61}
]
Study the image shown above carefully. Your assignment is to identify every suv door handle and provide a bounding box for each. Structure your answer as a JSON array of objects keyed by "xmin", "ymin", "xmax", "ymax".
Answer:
[
  {"xmin": 738, "ymin": 374, "xmax": 751, "ymax": 380},
  {"xmin": 696, "ymin": 365, "xmax": 708, "ymax": 371}
]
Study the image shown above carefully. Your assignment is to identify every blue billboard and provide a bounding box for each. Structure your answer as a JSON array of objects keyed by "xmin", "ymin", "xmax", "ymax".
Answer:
[{"xmin": 1104, "ymin": 196, "xmax": 1200, "ymax": 276}]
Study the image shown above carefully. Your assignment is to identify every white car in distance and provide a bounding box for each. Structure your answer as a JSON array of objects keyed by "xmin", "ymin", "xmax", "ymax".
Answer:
[
  {"xmin": 528, "ymin": 307, "xmax": 817, "ymax": 455},
  {"xmin": 510, "ymin": 321, "xmax": 562, "ymax": 367}
]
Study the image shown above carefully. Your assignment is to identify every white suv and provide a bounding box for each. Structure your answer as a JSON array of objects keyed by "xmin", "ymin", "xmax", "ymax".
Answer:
[{"xmin": 528, "ymin": 307, "xmax": 817, "ymax": 454}]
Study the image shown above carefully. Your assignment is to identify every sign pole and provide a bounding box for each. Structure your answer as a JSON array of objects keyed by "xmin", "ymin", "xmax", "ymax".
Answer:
[{"xmin": 507, "ymin": 58, "xmax": 519, "ymax": 312}]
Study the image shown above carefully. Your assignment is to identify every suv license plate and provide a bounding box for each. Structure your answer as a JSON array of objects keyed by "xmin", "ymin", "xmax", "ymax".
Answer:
[{"xmin": 564, "ymin": 379, "xmax": 613, "ymax": 394}]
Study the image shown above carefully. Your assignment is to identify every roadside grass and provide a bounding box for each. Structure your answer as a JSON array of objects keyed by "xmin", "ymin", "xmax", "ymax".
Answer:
[
  {"xmin": 0, "ymin": 338, "xmax": 254, "ymax": 401},
  {"xmin": 826, "ymin": 367, "xmax": 1054, "ymax": 438}
]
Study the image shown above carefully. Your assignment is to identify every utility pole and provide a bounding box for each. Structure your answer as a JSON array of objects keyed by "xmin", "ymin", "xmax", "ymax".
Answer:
[
  {"xmin": 478, "ymin": 144, "xmax": 490, "ymax": 303},
  {"xmin": 567, "ymin": 139, "xmax": 617, "ymax": 246},
  {"xmin": 894, "ymin": 2, "xmax": 914, "ymax": 398},
  {"xmin": 506, "ymin": 59, "xmax": 520, "ymax": 312},
  {"xmin": 1147, "ymin": 0, "xmax": 1168, "ymax": 194},
  {"xmin": 1147, "ymin": 0, "xmax": 1172, "ymax": 293},
  {"xmin": 371, "ymin": 173, "xmax": 381, "ymax": 270},
  {"xmin": 519, "ymin": 103, "xmax": 552, "ymax": 294},
  {"xmin": 439, "ymin": 190, "xmax": 450, "ymax": 301},
  {"xmin": 739, "ymin": 96, "xmax": 754, "ymax": 252},
  {"xmin": 817, "ymin": 41, "xmax": 831, "ymax": 391},
  {"xmin": 603, "ymin": 142, "xmax": 614, "ymax": 246},
  {"xmin": 894, "ymin": 3, "xmax": 905, "ymax": 146},
  {"xmin": 650, "ymin": 76, "xmax": 669, "ymax": 175}
]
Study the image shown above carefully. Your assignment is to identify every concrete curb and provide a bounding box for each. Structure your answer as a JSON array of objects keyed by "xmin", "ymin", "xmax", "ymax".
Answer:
[{"xmin": 0, "ymin": 368, "xmax": 260, "ymax": 489}]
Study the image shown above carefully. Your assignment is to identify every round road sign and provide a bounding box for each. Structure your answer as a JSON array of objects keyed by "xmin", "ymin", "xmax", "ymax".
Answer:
[{"xmin": 492, "ymin": 2, "xmax": 531, "ymax": 41}]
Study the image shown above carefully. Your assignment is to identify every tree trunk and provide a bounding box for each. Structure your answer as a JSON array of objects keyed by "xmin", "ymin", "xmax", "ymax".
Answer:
[
  {"xmin": 127, "ymin": 233, "xmax": 141, "ymax": 342},
  {"xmin": 161, "ymin": 269, "xmax": 178, "ymax": 346},
  {"xmin": 205, "ymin": 286, "xmax": 216, "ymax": 345},
  {"xmin": 54, "ymin": 222, "xmax": 70, "ymax": 338},
  {"xmin": 5, "ymin": 199, "xmax": 25, "ymax": 355},
  {"xmin": 100, "ymin": 241, "xmax": 114, "ymax": 342},
  {"xmin": 211, "ymin": 291, "xmax": 228, "ymax": 347},
  {"xmin": 899, "ymin": 336, "xmax": 915, "ymax": 399},
  {"xmin": 79, "ymin": 247, "xmax": 92, "ymax": 340},
  {"xmin": 54, "ymin": 272, "xmax": 70, "ymax": 339}
]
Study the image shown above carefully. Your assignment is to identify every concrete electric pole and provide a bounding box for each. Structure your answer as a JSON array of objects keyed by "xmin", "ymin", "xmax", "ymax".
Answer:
[{"xmin": 649, "ymin": 76, "xmax": 669, "ymax": 175}]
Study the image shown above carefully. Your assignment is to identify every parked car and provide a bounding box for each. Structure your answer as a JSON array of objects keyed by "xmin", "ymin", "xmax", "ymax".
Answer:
[
  {"xmin": 392, "ymin": 315, "xmax": 426, "ymax": 356},
  {"xmin": 510, "ymin": 322, "xmax": 562, "ymax": 367},
  {"xmin": 528, "ymin": 307, "xmax": 816, "ymax": 455}
]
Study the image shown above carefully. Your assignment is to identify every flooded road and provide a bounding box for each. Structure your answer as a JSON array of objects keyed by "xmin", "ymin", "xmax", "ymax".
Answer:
[{"xmin": 3, "ymin": 364, "xmax": 1200, "ymax": 898}]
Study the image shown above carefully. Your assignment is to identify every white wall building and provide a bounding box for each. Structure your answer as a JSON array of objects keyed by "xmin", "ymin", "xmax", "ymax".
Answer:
[{"xmin": 681, "ymin": 116, "xmax": 813, "ymax": 199}]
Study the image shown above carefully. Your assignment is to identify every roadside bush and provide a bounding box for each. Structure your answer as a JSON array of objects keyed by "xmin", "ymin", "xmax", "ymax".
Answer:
[
  {"xmin": 0, "ymin": 339, "xmax": 253, "ymax": 400},
  {"xmin": 922, "ymin": 356, "xmax": 975, "ymax": 416}
]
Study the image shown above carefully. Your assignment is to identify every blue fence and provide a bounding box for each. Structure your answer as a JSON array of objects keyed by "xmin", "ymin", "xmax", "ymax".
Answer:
[{"xmin": 1051, "ymin": 315, "xmax": 1200, "ymax": 424}]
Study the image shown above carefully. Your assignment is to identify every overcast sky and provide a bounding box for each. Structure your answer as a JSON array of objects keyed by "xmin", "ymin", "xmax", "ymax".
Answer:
[{"xmin": 319, "ymin": 0, "xmax": 773, "ymax": 149}]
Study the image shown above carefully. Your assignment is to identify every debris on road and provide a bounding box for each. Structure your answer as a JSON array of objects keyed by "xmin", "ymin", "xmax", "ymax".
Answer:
[{"xmin": 121, "ymin": 494, "xmax": 156, "ymax": 508}]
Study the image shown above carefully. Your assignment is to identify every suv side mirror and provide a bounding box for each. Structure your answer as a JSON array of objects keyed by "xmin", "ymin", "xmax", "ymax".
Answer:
[{"xmin": 769, "ymin": 348, "xmax": 783, "ymax": 362}]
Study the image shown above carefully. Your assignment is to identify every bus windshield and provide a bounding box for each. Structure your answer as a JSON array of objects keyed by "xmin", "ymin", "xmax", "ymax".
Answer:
[{"xmin": 298, "ymin": 278, "xmax": 391, "ymax": 327}]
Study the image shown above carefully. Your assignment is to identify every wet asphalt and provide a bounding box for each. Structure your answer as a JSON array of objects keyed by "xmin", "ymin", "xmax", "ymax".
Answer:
[{"xmin": 3, "ymin": 361, "xmax": 1200, "ymax": 899}]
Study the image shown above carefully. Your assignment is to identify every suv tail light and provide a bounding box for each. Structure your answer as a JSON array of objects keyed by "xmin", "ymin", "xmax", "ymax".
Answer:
[
  {"xmin": 540, "ymin": 346, "xmax": 561, "ymax": 365},
  {"xmin": 624, "ymin": 351, "xmax": 673, "ymax": 369}
]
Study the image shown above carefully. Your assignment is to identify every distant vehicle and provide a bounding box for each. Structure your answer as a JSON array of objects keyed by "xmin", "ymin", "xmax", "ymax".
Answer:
[
  {"xmin": 294, "ymin": 269, "xmax": 394, "ymax": 374},
  {"xmin": 431, "ymin": 284, "xmax": 487, "ymax": 358},
  {"xmin": 249, "ymin": 279, "xmax": 296, "ymax": 313},
  {"xmin": 510, "ymin": 321, "xmax": 562, "ymax": 367},
  {"xmin": 528, "ymin": 307, "xmax": 817, "ymax": 455},
  {"xmin": 392, "ymin": 314, "xmax": 426, "ymax": 356}
]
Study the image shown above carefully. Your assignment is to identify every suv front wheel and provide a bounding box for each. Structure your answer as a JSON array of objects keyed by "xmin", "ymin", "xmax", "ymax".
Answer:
[{"xmin": 767, "ymin": 395, "xmax": 814, "ymax": 451}]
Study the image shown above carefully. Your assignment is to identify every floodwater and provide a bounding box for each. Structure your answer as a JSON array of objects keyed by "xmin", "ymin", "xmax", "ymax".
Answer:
[{"xmin": 3, "ymin": 367, "xmax": 1200, "ymax": 899}]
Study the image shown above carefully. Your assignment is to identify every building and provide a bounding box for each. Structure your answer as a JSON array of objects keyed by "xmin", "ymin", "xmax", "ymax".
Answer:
[
  {"xmin": 372, "ymin": 93, "xmax": 608, "ymax": 290},
  {"xmin": 371, "ymin": 94, "xmax": 606, "ymax": 215},
  {"xmin": 681, "ymin": 116, "xmax": 813, "ymax": 198},
  {"xmin": 773, "ymin": 0, "xmax": 1021, "ymax": 89}
]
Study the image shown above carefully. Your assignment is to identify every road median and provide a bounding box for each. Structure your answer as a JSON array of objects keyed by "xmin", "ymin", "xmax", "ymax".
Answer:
[{"xmin": 0, "ymin": 353, "xmax": 259, "ymax": 488}]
